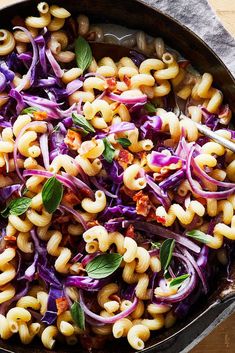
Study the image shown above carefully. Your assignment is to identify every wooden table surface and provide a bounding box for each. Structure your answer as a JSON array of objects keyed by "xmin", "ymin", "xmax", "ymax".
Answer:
[{"xmin": 0, "ymin": 0, "xmax": 234, "ymax": 352}]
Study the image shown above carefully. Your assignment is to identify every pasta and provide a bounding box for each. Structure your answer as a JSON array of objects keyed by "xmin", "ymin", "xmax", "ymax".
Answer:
[
  {"xmin": 127, "ymin": 324, "xmax": 150, "ymax": 350},
  {"xmin": 41, "ymin": 326, "xmax": 58, "ymax": 349},
  {"xmin": 0, "ymin": 2, "xmax": 234, "ymax": 352},
  {"xmin": 0, "ymin": 29, "xmax": 15, "ymax": 55}
]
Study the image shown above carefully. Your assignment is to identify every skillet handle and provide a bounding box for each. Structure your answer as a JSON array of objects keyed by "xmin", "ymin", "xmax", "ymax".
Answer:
[{"xmin": 145, "ymin": 296, "xmax": 235, "ymax": 353}]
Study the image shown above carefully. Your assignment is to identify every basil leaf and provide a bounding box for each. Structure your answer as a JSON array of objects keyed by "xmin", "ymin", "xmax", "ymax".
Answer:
[
  {"xmin": 42, "ymin": 177, "xmax": 63, "ymax": 214},
  {"xmin": 21, "ymin": 187, "xmax": 29, "ymax": 196},
  {"xmin": 72, "ymin": 113, "xmax": 95, "ymax": 134},
  {"xmin": 1, "ymin": 197, "xmax": 31, "ymax": 218},
  {"xmin": 151, "ymin": 242, "xmax": 161, "ymax": 249},
  {"xmin": 9, "ymin": 198, "xmax": 30, "ymax": 216},
  {"xmin": 21, "ymin": 107, "xmax": 39, "ymax": 115},
  {"xmin": 0, "ymin": 207, "xmax": 9, "ymax": 218},
  {"xmin": 186, "ymin": 230, "xmax": 212, "ymax": 244},
  {"xmin": 75, "ymin": 36, "xmax": 92, "ymax": 72},
  {"xmin": 52, "ymin": 124, "xmax": 60, "ymax": 133},
  {"xmin": 164, "ymin": 271, "xmax": 171, "ymax": 280},
  {"xmin": 70, "ymin": 301, "xmax": 85, "ymax": 330},
  {"xmin": 117, "ymin": 138, "xmax": 131, "ymax": 147},
  {"xmin": 170, "ymin": 274, "xmax": 190, "ymax": 287},
  {"xmin": 144, "ymin": 102, "xmax": 156, "ymax": 113},
  {"xmin": 102, "ymin": 138, "xmax": 115, "ymax": 163},
  {"xmin": 86, "ymin": 253, "xmax": 122, "ymax": 279},
  {"xmin": 160, "ymin": 239, "xmax": 175, "ymax": 273}
]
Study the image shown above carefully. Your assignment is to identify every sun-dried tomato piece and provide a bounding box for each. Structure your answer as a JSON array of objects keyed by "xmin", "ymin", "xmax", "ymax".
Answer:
[
  {"xmin": 64, "ymin": 129, "xmax": 82, "ymax": 150},
  {"xmin": 62, "ymin": 190, "xmax": 81, "ymax": 207},
  {"xmin": 146, "ymin": 209, "xmax": 166, "ymax": 225},
  {"xmin": 4, "ymin": 235, "xmax": 16, "ymax": 242},
  {"xmin": 56, "ymin": 215, "xmax": 71, "ymax": 223},
  {"xmin": 125, "ymin": 224, "xmax": 136, "ymax": 238},
  {"xmin": 178, "ymin": 60, "xmax": 190, "ymax": 69},
  {"xmin": 123, "ymin": 75, "xmax": 131, "ymax": 87},
  {"xmin": 56, "ymin": 297, "xmax": 69, "ymax": 316},
  {"xmin": 117, "ymin": 149, "xmax": 134, "ymax": 169},
  {"xmin": 106, "ymin": 77, "xmax": 117, "ymax": 91},
  {"xmin": 33, "ymin": 111, "xmax": 48, "ymax": 121},
  {"xmin": 87, "ymin": 220, "xmax": 100, "ymax": 228},
  {"xmin": 133, "ymin": 191, "xmax": 151, "ymax": 217}
]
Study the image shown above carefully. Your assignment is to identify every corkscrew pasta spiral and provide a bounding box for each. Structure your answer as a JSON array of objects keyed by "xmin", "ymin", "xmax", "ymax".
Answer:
[{"xmin": 0, "ymin": 2, "xmax": 234, "ymax": 351}]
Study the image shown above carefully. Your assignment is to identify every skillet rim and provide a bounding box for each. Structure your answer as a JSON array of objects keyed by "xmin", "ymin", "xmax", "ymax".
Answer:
[{"xmin": 0, "ymin": 1, "xmax": 234, "ymax": 353}]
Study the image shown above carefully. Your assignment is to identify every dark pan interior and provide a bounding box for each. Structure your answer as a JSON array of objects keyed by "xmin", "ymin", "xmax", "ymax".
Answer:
[{"xmin": 0, "ymin": 1, "xmax": 235, "ymax": 352}]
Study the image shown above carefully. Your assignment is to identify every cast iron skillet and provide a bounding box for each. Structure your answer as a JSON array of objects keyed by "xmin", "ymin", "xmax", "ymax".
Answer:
[{"xmin": 0, "ymin": 0, "xmax": 235, "ymax": 352}]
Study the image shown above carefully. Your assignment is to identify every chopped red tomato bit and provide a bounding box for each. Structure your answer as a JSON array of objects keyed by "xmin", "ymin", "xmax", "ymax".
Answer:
[
  {"xmin": 4, "ymin": 235, "xmax": 16, "ymax": 242},
  {"xmin": 125, "ymin": 224, "xmax": 135, "ymax": 238},
  {"xmin": 178, "ymin": 60, "xmax": 190, "ymax": 69},
  {"xmin": 62, "ymin": 190, "xmax": 81, "ymax": 207},
  {"xmin": 156, "ymin": 215, "xmax": 166, "ymax": 224},
  {"xmin": 106, "ymin": 77, "xmax": 117, "ymax": 91},
  {"xmin": 120, "ymin": 186, "xmax": 135, "ymax": 199},
  {"xmin": 64, "ymin": 129, "xmax": 82, "ymax": 150},
  {"xmin": 5, "ymin": 245, "xmax": 17, "ymax": 249},
  {"xmin": 114, "ymin": 89, "xmax": 123, "ymax": 95},
  {"xmin": 33, "ymin": 111, "xmax": 48, "ymax": 121},
  {"xmin": 218, "ymin": 104, "xmax": 232, "ymax": 119},
  {"xmin": 60, "ymin": 234, "xmax": 70, "ymax": 247},
  {"xmin": 133, "ymin": 191, "xmax": 151, "ymax": 217},
  {"xmin": 197, "ymin": 197, "xmax": 206, "ymax": 205},
  {"xmin": 56, "ymin": 297, "xmax": 69, "ymax": 315},
  {"xmin": 109, "ymin": 294, "xmax": 121, "ymax": 303},
  {"xmin": 87, "ymin": 220, "xmax": 100, "ymax": 228},
  {"xmin": 56, "ymin": 215, "xmax": 71, "ymax": 223},
  {"xmin": 117, "ymin": 149, "xmax": 134, "ymax": 169},
  {"xmin": 123, "ymin": 75, "xmax": 131, "ymax": 87},
  {"xmin": 147, "ymin": 209, "xmax": 166, "ymax": 224},
  {"xmin": 80, "ymin": 187, "xmax": 92, "ymax": 198}
]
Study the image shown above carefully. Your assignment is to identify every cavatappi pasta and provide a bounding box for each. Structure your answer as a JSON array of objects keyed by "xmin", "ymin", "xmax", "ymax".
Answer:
[{"xmin": 0, "ymin": 1, "xmax": 234, "ymax": 352}]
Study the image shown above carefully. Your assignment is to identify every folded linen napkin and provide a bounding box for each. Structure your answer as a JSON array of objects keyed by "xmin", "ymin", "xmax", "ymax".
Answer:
[{"xmin": 145, "ymin": 0, "xmax": 235, "ymax": 77}]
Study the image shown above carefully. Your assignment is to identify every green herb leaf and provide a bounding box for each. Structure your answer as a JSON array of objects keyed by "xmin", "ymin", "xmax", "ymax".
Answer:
[
  {"xmin": 144, "ymin": 102, "xmax": 156, "ymax": 113},
  {"xmin": 160, "ymin": 239, "xmax": 175, "ymax": 274},
  {"xmin": 1, "ymin": 197, "xmax": 31, "ymax": 218},
  {"xmin": 186, "ymin": 230, "xmax": 212, "ymax": 244},
  {"xmin": 117, "ymin": 138, "xmax": 131, "ymax": 148},
  {"xmin": 21, "ymin": 107, "xmax": 39, "ymax": 115},
  {"xmin": 52, "ymin": 124, "xmax": 60, "ymax": 133},
  {"xmin": 21, "ymin": 187, "xmax": 29, "ymax": 196},
  {"xmin": 42, "ymin": 177, "xmax": 63, "ymax": 214},
  {"xmin": 0, "ymin": 207, "xmax": 9, "ymax": 218},
  {"xmin": 170, "ymin": 274, "xmax": 190, "ymax": 287},
  {"xmin": 86, "ymin": 253, "xmax": 123, "ymax": 279},
  {"xmin": 70, "ymin": 301, "xmax": 85, "ymax": 330},
  {"xmin": 72, "ymin": 113, "xmax": 95, "ymax": 134},
  {"xmin": 75, "ymin": 36, "xmax": 92, "ymax": 72},
  {"xmin": 164, "ymin": 271, "xmax": 171, "ymax": 280},
  {"xmin": 102, "ymin": 138, "xmax": 115, "ymax": 163},
  {"xmin": 151, "ymin": 242, "xmax": 161, "ymax": 249}
]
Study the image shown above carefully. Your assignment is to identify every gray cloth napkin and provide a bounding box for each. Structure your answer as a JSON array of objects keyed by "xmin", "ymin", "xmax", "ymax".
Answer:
[{"xmin": 144, "ymin": 0, "xmax": 235, "ymax": 77}]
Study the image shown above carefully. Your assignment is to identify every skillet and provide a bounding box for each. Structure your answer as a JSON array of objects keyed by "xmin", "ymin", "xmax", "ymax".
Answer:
[{"xmin": 0, "ymin": 0, "xmax": 235, "ymax": 352}]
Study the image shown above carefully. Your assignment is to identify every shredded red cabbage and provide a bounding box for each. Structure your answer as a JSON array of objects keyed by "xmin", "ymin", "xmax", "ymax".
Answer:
[
  {"xmin": 122, "ymin": 220, "xmax": 201, "ymax": 253},
  {"xmin": 42, "ymin": 286, "xmax": 64, "ymax": 325},
  {"xmin": 80, "ymin": 290, "xmax": 138, "ymax": 323},
  {"xmin": 64, "ymin": 276, "xmax": 108, "ymax": 290}
]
